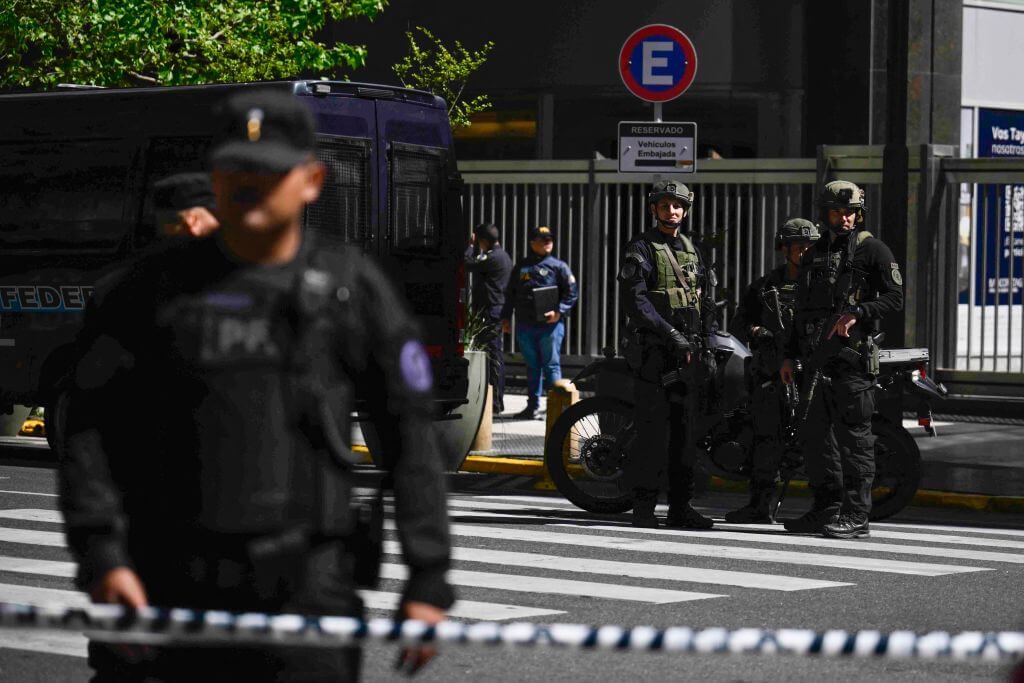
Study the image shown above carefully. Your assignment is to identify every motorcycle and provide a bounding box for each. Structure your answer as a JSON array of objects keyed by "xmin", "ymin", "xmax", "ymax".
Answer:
[{"xmin": 542, "ymin": 333, "xmax": 948, "ymax": 520}]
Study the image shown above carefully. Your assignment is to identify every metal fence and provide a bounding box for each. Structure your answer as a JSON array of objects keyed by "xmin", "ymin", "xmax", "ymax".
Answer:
[
  {"xmin": 460, "ymin": 159, "xmax": 817, "ymax": 357},
  {"xmin": 943, "ymin": 158, "xmax": 1024, "ymax": 375},
  {"xmin": 459, "ymin": 152, "xmax": 1024, "ymax": 391}
]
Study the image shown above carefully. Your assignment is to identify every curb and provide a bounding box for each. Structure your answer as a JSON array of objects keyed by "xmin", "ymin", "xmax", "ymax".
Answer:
[{"xmin": 458, "ymin": 455, "xmax": 1024, "ymax": 514}]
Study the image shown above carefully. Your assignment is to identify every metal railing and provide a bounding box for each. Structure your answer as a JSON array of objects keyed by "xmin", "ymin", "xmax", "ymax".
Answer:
[
  {"xmin": 460, "ymin": 159, "xmax": 817, "ymax": 357},
  {"xmin": 458, "ymin": 152, "xmax": 1024, "ymax": 394},
  {"xmin": 942, "ymin": 158, "xmax": 1024, "ymax": 376}
]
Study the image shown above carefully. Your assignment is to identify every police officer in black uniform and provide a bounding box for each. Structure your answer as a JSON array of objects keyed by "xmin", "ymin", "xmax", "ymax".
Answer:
[
  {"xmin": 726, "ymin": 218, "xmax": 819, "ymax": 523},
  {"xmin": 464, "ymin": 222, "xmax": 513, "ymax": 414},
  {"xmin": 59, "ymin": 90, "xmax": 453, "ymax": 681},
  {"xmin": 780, "ymin": 180, "xmax": 904, "ymax": 538},
  {"xmin": 618, "ymin": 180, "xmax": 716, "ymax": 529}
]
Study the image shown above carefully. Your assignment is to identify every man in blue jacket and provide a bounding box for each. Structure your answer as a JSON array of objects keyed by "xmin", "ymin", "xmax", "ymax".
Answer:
[{"xmin": 501, "ymin": 226, "xmax": 578, "ymax": 420}]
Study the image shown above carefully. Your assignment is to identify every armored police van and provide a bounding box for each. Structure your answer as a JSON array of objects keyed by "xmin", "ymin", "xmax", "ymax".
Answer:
[{"xmin": 0, "ymin": 81, "xmax": 469, "ymax": 451}]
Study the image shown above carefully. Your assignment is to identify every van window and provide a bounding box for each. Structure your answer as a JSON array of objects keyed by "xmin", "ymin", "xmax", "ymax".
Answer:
[
  {"xmin": 0, "ymin": 141, "xmax": 131, "ymax": 251},
  {"xmin": 305, "ymin": 135, "xmax": 372, "ymax": 246},
  {"xmin": 390, "ymin": 142, "xmax": 445, "ymax": 252}
]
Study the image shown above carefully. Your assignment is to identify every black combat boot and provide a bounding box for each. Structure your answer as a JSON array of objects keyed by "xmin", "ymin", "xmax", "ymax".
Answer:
[
  {"xmin": 665, "ymin": 503, "xmax": 714, "ymax": 529},
  {"xmin": 823, "ymin": 513, "xmax": 870, "ymax": 539},
  {"xmin": 782, "ymin": 490, "xmax": 840, "ymax": 534},
  {"xmin": 724, "ymin": 481, "xmax": 776, "ymax": 524},
  {"xmin": 632, "ymin": 490, "xmax": 659, "ymax": 528}
]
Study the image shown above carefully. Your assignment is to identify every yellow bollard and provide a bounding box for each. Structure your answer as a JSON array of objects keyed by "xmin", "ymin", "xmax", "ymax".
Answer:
[
  {"xmin": 537, "ymin": 379, "xmax": 579, "ymax": 490},
  {"xmin": 471, "ymin": 386, "xmax": 494, "ymax": 453}
]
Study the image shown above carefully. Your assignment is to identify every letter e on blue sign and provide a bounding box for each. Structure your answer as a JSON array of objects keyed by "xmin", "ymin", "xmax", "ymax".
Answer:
[{"xmin": 619, "ymin": 25, "xmax": 698, "ymax": 103}]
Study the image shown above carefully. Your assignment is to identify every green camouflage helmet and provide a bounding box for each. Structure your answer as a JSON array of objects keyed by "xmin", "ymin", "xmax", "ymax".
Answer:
[
  {"xmin": 648, "ymin": 179, "xmax": 694, "ymax": 208},
  {"xmin": 819, "ymin": 180, "xmax": 866, "ymax": 210},
  {"xmin": 775, "ymin": 218, "xmax": 820, "ymax": 248}
]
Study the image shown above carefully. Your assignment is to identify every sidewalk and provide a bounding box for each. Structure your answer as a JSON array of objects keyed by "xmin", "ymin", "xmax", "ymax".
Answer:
[{"xmin": 465, "ymin": 394, "xmax": 1024, "ymax": 505}]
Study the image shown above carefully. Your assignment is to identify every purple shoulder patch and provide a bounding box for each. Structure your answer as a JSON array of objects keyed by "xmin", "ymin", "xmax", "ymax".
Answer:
[{"xmin": 399, "ymin": 340, "xmax": 433, "ymax": 393}]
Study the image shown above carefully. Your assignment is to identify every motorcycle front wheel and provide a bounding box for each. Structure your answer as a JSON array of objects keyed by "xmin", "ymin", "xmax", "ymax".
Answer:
[
  {"xmin": 543, "ymin": 396, "xmax": 636, "ymax": 514},
  {"xmin": 870, "ymin": 417, "xmax": 922, "ymax": 521}
]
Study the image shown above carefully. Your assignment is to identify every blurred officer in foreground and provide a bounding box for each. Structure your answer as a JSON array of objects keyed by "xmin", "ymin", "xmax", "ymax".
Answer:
[
  {"xmin": 501, "ymin": 226, "xmax": 578, "ymax": 420},
  {"xmin": 618, "ymin": 180, "xmax": 716, "ymax": 529},
  {"xmin": 152, "ymin": 171, "xmax": 220, "ymax": 238},
  {"xmin": 725, "ymin": 218, "xmax": 819, "ymax": 523},
  {"xmin": 59, "ymin": 90, "xmax": 453, "ymax": 681},
  {"xmin": 781, "ymin": 180, "xmax": 903, "ymax": 538},
  {"xmin": 465, "ymin": 222, "xmax": 512, "ymax": 414}
]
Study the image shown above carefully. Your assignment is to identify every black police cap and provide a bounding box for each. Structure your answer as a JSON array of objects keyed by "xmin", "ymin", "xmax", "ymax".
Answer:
[
  {"xmin": 152, "ymin": 172, "xmax": 216, "ymax": 211},
  {"xmin": 529, "ymin": 225, "xmax": 555, "ymax": 241},
  {"xmin": 209, "ymin": 90, "xmax": 316, "ymax": 173}
]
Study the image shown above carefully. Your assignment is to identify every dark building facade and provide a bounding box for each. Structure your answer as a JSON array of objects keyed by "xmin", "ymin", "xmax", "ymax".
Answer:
[{"xmin": 337, "ymin": 0, "xmax": 963, "ymax": 160}]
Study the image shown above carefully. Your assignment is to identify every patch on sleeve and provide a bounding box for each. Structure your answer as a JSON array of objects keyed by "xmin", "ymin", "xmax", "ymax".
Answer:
[
  {"xmin": 890, "ymin": 263, "xmax": 903, "ymax": 286},
  {"xmin": 568, "ymin": 274, "xmax": 576, "ymax": 284},
  {"xmin": 619, "ymin": 261, "xmax": 638, "ymax": 280},
  {"xmin": 399, "ymin": 340, "xmax": 433, "ymax": 393}
]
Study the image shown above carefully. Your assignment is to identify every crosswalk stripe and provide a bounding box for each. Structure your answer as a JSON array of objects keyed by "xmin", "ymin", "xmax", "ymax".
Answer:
[
  {"xmin": 0, "ymin": 556, "xmax": 74, "ymax": 577},
  {"xmin": 443, "ymin": 509, "xmax": 1024, "ymax": 566},
  {"xmin": 874, "ymin": 521, "xmax": 1024, "ymax": 538},
  {"xmin": 0, "ymin": 552, "xmax": 708, "ymax": 607},
  {"xmin": 361, "ymin": 591, "xmax": 564, "ymax": 622},
  {"xmin": 0, "ymin": 527, "xmax": 64, "ymax": 547},
  {"xmin": 718, "ymin": 522, "xmax": 1024, "ymax": 550},
  {"xmin": 381, "ymin": 540, "xmax": 850, "ymax": 592},
  {"xmin": 401, "ymin": 523, "xmax": 989, "ymax": 576},
  {"xmin": 379, "ymin": 564, "xmax": 722, "ymax": 604},
  {"xmin": 0, "ymin": 628, "xmax": 87, "ymax": 657},
  {"xmin": 0, "ymin": 509, "xmax": 62, "ymax": 524},
  {"xmin": 0, "ymin": 583, "xmax": 89, "ymax": 607},
  {"xmin": 545, "ymin": 521, "xmax": 1024, "ymax": 565},
  {"xmin": 0, "ymin": 490, "xmax": 58, "ymax": 498}
]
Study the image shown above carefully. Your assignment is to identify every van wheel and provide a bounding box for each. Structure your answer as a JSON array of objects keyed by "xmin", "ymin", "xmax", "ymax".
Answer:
[{"xmin": 44, "ymin": 391, "xmax": 70, "ymax": 456}]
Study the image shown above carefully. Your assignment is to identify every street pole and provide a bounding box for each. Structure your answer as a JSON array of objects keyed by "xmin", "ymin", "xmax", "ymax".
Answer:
[{"xmin": 653, "ymin": 102, "xmax": 663, "ymax": 123}]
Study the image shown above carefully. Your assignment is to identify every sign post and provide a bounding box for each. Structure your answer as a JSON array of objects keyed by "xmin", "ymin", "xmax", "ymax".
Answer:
[{"xmin": 617, "ymin": 24, "xmax": 698, "ymax": 173}]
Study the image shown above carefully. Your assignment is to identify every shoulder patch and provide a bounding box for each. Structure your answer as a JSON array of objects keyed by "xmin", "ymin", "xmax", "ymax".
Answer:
[
  {"xmin": 890, "ymin": 263, "xmax": 903, "ymax": 286},
  {"xmin": 399, "ymin": 340, "xmax": 433, "ymax": 393}
]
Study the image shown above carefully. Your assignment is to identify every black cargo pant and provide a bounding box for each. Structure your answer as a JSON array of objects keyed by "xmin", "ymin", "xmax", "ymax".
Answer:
[
  {"xmin": 799, "ymin": 369, "xmax": 877, "ymax": 518},
  {"xmin": 482, "ymin": 312, "xmax": 506, "ymax": 412},
  {"xmin": 628, "ymin": 343, "xmax": 696, "ymax": 508},
  {"xmin": 748, "ymin": 372, "xmax": 788, "ymax": 485},
  {"xmin": 88, "ymin": 539, "xmax": 363, "ymax": 682}
]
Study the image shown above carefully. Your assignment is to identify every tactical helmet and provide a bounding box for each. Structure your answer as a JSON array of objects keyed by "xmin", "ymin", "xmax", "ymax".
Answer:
[
  {"xmin": 818, "ymin": 180, "xmax": 866, "ymax": 210},
  {"xmin": 647, "ymin": 179, "xmax": 694, "ymax": 208},
  {"xmin": 775, "ymin": 218, "xmax": 820, "ymax": 249}
]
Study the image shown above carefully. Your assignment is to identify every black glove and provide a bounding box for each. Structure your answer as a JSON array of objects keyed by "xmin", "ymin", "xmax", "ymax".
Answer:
[
  {"xmin": 666, "ymin": 328, "xmax": 691, "ymax": 359},
  {"xmin": 751, "ymin": 326, "xmax": 774, "ymax": 342}
]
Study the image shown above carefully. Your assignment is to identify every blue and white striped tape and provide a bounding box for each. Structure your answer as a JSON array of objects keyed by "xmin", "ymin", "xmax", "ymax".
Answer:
[{"xmin": 0, "ymin": 602, "xmax": 1021, "ymax": 661}]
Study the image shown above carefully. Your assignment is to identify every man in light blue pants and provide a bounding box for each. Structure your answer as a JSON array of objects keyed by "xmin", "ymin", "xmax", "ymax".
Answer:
[{"xmin": 501, "ymin": 226, "xmax": 578, "ymax": 419}]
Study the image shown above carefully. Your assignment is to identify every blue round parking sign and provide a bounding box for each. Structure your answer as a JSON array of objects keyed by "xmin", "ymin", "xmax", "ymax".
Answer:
[{"xmin": 619, "ymin": 25, "xmax": 698, "ymax": 103}]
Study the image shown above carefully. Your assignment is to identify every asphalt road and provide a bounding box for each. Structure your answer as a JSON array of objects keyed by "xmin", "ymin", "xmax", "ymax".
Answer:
[{"xmin": 0, "ymin": 461, "xmax": 1021, "ymax": 681}]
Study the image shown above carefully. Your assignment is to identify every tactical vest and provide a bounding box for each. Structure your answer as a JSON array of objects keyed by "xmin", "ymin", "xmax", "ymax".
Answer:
[
  {"xmin": 761, "ymin": 266, "xmax": 799, "ymax": 337},
  {"xmin": 157, "ymin": 246, "xmax": 362, "ymax": 538},
  {"xmin": 648, "ymin": 235, "xmax": 701, "ymax": 322},
  {"xmin": 797, "ymin": 230, "xmax": 873, "ymax": 351}
]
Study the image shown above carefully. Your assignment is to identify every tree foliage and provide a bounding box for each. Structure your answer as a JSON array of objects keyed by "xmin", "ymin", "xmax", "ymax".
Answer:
[
  {"xmin": 0, "ymin": 0, "xmax": 386, "ymax": 89},
  {"xmin": 392, "ymin": 26, "xmax": 493, "ymax": 131}
]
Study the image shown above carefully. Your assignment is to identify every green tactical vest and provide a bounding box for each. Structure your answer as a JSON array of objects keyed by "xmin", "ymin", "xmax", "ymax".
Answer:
[{"xmin": 649, "ymin": 235, "xmax": 701, "ymax": 317}]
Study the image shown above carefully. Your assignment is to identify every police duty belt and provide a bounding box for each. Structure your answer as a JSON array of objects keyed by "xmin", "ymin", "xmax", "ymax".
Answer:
[{"xmin": 0, "ymin": 602, "xmax": 1021, "ymax": 661}]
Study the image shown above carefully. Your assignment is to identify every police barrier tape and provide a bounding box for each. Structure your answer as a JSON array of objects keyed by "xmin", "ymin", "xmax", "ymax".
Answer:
[{"xmin": 0, "ymin": 602, "xmax": 1022, "ymax": 661}]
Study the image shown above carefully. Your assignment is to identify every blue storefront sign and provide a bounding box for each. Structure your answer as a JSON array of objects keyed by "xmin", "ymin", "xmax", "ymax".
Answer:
[{"xmin": 973, "ymin": 108, "xmax": 1024, "ymax": 305}]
